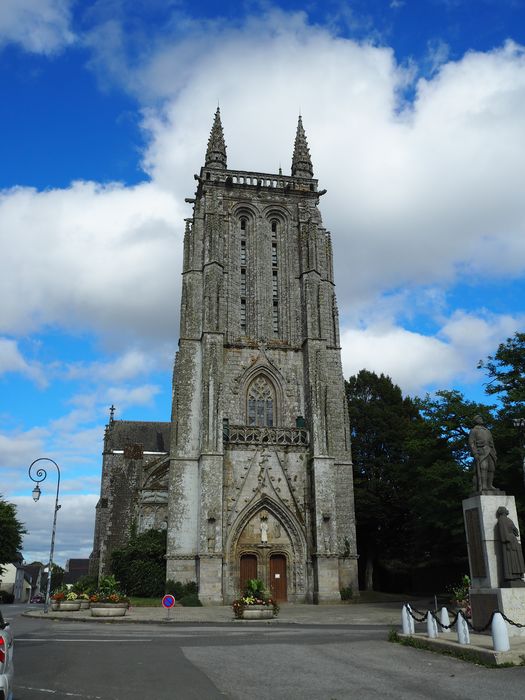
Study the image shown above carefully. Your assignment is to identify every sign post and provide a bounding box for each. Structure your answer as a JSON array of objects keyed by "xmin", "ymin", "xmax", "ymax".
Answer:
[{"xmin": 162, "ymin": 594, "xmax": 176, "ymax": 621}]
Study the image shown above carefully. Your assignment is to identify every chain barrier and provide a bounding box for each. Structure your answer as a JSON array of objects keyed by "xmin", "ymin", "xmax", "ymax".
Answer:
[
  {"xmin": 404, "ymin": 603, "xmax": 523, "ymax": 633},
  {"xmin": 499, "ymin": 610, "xmax": 525, "ymax": 629}
]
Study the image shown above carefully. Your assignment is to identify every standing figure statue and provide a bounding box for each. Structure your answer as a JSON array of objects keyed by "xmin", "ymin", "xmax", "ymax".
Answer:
[
  {"xmin": 468, "ymin": 415, "xmax": 498, "ymax": 493},
  {"xmin": 496, "ymin": 506, "xmax": 525, "ymax": 586}
]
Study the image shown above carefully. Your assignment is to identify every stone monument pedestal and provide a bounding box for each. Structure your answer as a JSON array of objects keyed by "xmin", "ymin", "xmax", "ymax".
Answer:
[{"xmin": 463, "ymin": 494, "xmax": 525, "ymax": 637}]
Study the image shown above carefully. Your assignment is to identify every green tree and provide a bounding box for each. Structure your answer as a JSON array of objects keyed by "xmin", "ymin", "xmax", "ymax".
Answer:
[
  {"xmin": 111, "ymin": 528, "xmax": 167, "ymax": 597},
  {"xmin": 346, "ymin": 371, "xmax": 413, "ymax": 589},
  {"xmin": 347, "ymin": 372, "xmax": 470, "ymax": 592},
  {"xmin": 414, "ymin": 390, "xmax": 496, "ymax": 471},
  {"xmin": 483, "ymin": 332, "xmax": 525, "ymax": 411},
  {"xmin": 0, "ymin": 495, "xmax": 26, "ymax": 574},
  {"xmin": 481, "ymin": 332, "xmax": 525, "ymax": 513}
]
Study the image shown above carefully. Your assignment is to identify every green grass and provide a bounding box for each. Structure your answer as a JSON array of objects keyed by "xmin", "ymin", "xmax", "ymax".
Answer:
[
  {"xmin": 129, "ymin": 596, "xmax": 164, "ymax": 607},
  {"xmin": 388, "ymin": 629, "xmax": 524, "ymax": 668}
]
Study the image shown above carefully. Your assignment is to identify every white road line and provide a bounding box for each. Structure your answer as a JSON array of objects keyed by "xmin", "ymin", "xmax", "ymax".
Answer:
[
  {"xmin": 17, "ymin": 686, "xmax": 102, "ymax": 699},
  {"xmin": 16, "ymin": 638, "xmax": 152, "ymax": 642}
]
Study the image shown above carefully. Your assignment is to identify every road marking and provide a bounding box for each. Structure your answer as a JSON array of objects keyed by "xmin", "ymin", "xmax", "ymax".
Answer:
[
  {"xmin": 17, "ymin": 687, "xmax": 102, "ymax": 699},
  {"xmin": 16, "ymin": 638, "xmax": 153, "ymax": 642}
]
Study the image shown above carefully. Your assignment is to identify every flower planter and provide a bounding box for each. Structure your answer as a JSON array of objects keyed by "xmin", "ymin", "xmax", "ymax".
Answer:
[
  {"xmin": 78, "ymin": 600, "xmax": 90, "ymax": 610},
  {"xmin": 240, "ymin": 604, "xmax": 274, "ymax": 620},
  {"xmin": 51, "ymin": 601, "xmax": 81, "ymax": 611},
  {"xmin": 90, "ymin": 603, "xmax": 128, "ymax": 617}
]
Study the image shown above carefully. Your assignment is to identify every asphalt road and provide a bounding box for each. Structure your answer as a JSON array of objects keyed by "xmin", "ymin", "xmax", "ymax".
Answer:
[{"xmin": 3, "ymin": 604, "xmax": 525, "ymax": 700}]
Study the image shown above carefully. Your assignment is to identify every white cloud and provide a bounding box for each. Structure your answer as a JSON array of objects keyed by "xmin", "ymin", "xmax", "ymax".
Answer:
[
  {"xmin": 13, "ymin": 494, "xmax": 98, "ymax": 567},
  {"xmin": 341, "ymin": 324, "xmax": 462, "ymax": 395},
  {"xmin": 341, "ymin": 310, "xmax": 525, "ymax": 395},
  {"xmin": 0, "ymin": 0, "xmax": 75, "ymax": 54},
  {"xmin": 0, "ymin": 338, "xmax": 47, "ymax": 386},
  {"xmin": 0, "ymin": 428, "xmax": 48, "ymax": 468},
  {"xmin": 0, "ymin": 181, "xmax": 182, "ymax": 345},
  {"xmin": 64, "ymin": 348, "xmax": 165, "ymax": 382},
  {"xmin": 105, "ymin": 383, "xmax": 162, "ymax": 410}
]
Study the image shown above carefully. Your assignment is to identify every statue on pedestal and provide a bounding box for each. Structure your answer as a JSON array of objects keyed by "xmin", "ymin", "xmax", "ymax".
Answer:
[
  {"xmin": 496, "ymin": 506, "xmax": 525, "ymax": 587},
  {"xmin": 468, "ymin": 415, "xmax": 502, "ymax": 494}
]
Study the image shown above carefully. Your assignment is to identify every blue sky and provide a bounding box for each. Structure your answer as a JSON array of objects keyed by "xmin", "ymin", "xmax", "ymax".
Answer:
[{"xmin": 1, "ymin": 0, "xmax": 524, "ymax": 566}]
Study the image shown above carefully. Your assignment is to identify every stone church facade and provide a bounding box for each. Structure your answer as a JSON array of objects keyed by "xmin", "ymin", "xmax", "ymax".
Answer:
[{"xmin": 90, "ymin": 110, "xmax": 358, "ymax": 603}]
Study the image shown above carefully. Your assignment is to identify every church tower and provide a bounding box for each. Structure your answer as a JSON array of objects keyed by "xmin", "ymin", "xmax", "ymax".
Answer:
[{"xmin": 166, "ymin": 109, "xmax": 358, "ymax": 603}]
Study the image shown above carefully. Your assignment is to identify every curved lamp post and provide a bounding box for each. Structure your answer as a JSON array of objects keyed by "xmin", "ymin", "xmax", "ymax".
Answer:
[{"xmin": 28, "ymin": 458, "xmax": 61, "ymax": 614}]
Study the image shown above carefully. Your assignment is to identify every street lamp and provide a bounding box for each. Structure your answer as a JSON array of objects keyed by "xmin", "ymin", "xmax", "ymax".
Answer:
[
  {"xmin": 513, "ymin": 418, "xmax": 525, "ymax": 489},
  {"xmin": 28, "ymin": 458, "xmax": 61, "ymax": 614}
]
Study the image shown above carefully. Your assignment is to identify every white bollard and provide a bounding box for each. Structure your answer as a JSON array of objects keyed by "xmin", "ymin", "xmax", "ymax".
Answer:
[
  {"xmin": 456, "ymin": 612, "xmax": 470, "ymax": 645},
  {"xmin": 492, "ymin": 612, "xmax": 510, "ymax": 652},
  {"xmin": 440, "ymin": 606, "xmax": 451, "ymax": 631},
  {"xmin": 401, "ymin": 605, "xmax": 410, "ymax": 634},
  {"xmin": 426, "ymin": 611, "xmax": 438, "ymax": 638},
  {"xmin": 406, "ymin": 604, "xmax": 415, "ymax": 634}
]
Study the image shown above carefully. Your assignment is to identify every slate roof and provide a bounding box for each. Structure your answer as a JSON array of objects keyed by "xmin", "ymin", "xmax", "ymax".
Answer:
[
  {"xmin": 105, "ymin": 420, "xmax": 171, "ymax": 453},
  {"xmin": 21, "ymin": 564, "xmax": 42, "ymax": 584}
]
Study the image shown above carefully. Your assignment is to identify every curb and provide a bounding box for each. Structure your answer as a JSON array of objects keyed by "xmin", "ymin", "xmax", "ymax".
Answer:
[{"xmin": 398, "ymin": 633, "xmax": 525, "ymax": 666}]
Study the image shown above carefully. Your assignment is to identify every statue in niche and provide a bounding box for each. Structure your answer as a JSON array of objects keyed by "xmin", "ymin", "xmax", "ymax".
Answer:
[
  {"xmin": 496, "ymin": 507, "xmax": 525, "ymax": 586},
  {"xmin": 260, "ymin": 515, "xmax": 269, "ymax": 544},
  {"xmin": 468, "ymin": 415, "xmax": 501, "ymax": 494}
]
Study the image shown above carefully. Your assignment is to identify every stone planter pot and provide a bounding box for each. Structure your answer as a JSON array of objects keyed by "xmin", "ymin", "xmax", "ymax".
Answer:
[
  {"xmin": 78, "ymin": 599, "xmax": 90, "ymax": 610},
  {"xmin": 51, "ymin": 601, "xmax": 81, "ymax": 611},
  {"xmin": 241, "ymin": 605, "xmax": 274, "ymax": 620},
  {"xmin": 90, "ymin": 603, "xmax": 128, "ymax": 617}
]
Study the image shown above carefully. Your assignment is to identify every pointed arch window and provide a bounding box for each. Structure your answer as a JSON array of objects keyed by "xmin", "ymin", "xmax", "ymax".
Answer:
[{"xmin": 247, "ymin": 375, "xmax": 275, "ymax": 427}]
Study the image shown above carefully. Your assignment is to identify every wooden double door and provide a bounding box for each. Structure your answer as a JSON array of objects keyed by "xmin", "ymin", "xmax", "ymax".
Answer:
[{"xmin": 239, "ymin": 552, "xmax": 288, "ymax": 602}]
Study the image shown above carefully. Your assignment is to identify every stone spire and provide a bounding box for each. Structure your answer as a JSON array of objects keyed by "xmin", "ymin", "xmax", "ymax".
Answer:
[
  {"xmin": 205, "ymin": 107, "xmax": 227, "ymax": 170},
  {"xmin": 291, "ymin": 115, "xmax": 313, "ymax": 178}
]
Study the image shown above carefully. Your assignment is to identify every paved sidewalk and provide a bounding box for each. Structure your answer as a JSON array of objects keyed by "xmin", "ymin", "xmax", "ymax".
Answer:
[{"xmin": 24, "ymin": 601, "xmax": 404, "ymax": 625}]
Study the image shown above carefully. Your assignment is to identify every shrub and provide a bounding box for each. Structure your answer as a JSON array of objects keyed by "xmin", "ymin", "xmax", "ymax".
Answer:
[
  {"xmin": 179, "ymin": 593, "xmax": 202, "ymax": 607},
  {"xmin": 165, "ymin": 580, "xmax": 198, "ymax": 600},
  {"xmin": 340, "ymin": 586, "xmax": 353, "ymax": 601},
  {"xmin": 111, "ymin": 528, "xmax": 167, "ymax": 597},
  {"xmin": 72, "ymin": 574, "xmax": 98, "ymax": 595}
]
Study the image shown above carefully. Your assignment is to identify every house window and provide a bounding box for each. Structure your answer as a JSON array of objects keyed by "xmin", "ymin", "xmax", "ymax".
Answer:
[{"xmin": 247, "ymin": 376, "xmax": 275, "ymax": 427}]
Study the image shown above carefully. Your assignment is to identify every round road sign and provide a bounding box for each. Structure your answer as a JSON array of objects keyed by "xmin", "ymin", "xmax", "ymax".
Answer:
[{"xmin": 162, "ymin": 594, "xmax": 176, "ymax": 609}]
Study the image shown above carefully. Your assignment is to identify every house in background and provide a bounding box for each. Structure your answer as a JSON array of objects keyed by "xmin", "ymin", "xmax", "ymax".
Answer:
[
  {"xmin": 22, "ymin": 563, "xmax": 44, "ymax": 600},
  {"xmin": 0, "ymin": 563, "xmax": 32, "ymax": 602}
]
